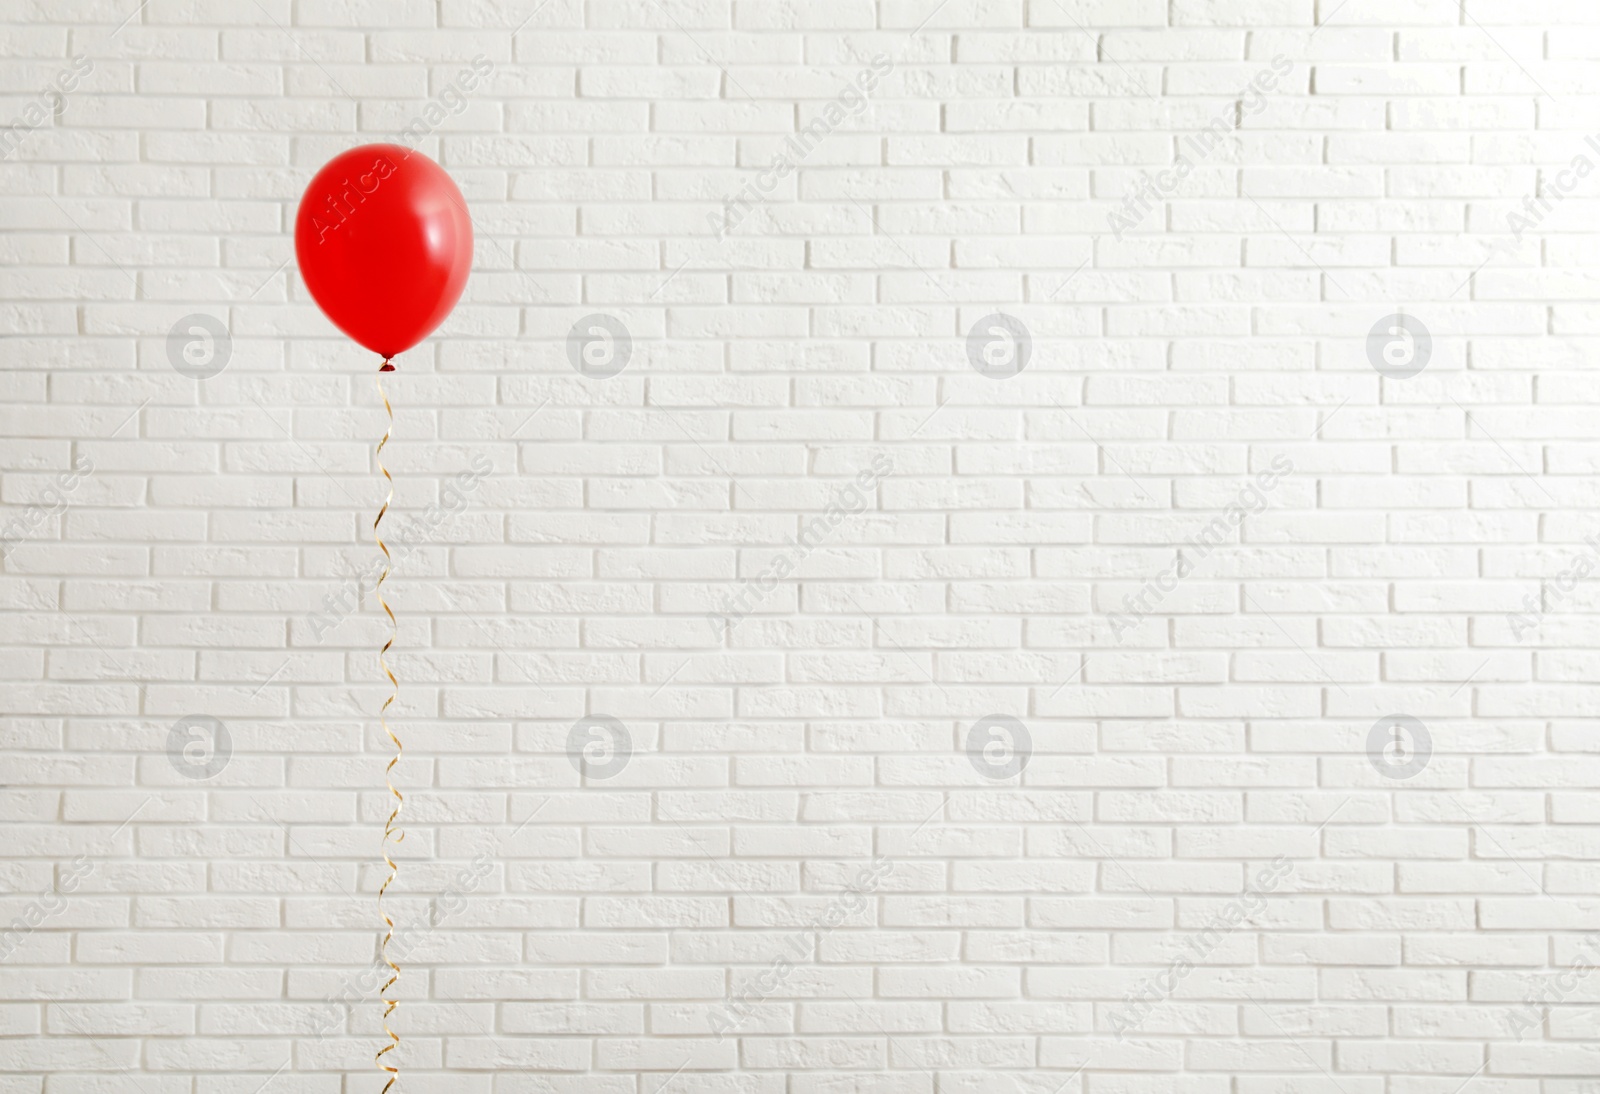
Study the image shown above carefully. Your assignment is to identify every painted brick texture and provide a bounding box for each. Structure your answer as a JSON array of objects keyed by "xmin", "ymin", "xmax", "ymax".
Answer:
[{"xmin": 1, "ymin": 1, "xmax": 1596, "ymax": 1091}]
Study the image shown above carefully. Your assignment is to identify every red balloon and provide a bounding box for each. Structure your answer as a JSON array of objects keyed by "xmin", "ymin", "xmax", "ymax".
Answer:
[{"xmin": 294, "ymin": 143, "xmax": 472, "ymax": 360}]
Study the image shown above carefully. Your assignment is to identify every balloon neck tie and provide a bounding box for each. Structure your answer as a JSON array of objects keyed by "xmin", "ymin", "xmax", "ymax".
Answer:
[{"xmin": 374, "ymin": 357, "xmax": 403, "ymax": 1093}]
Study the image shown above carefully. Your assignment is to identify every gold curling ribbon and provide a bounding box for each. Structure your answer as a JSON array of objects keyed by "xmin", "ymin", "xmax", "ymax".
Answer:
[{"xmin": 373, "ymin": 358, "xmax": 404, "ymax": 1093}]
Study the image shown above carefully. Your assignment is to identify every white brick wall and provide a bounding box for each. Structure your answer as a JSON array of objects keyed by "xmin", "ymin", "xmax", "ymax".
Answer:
[{"xmin": 2, "ymin": 0, "xmax": 1596, "ymax": 1090}]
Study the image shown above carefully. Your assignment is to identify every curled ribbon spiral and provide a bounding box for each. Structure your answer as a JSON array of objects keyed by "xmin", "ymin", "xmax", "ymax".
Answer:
[{"xmin": 373, "ymin": 358, "xmax": 404, "ymax": 1093}]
